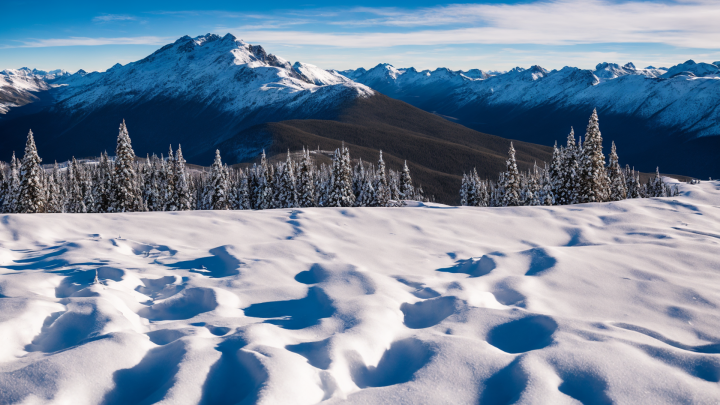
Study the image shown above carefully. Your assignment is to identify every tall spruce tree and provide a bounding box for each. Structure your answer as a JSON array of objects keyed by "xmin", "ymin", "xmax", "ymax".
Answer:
[
  {"xmin": 17, "ymin": 130, "xmax": 46, "ymax": 213},
  {"xmin": 209, "ymin": 150, "xmax": 229, "ymax": 210},
  {"xmin": 607, "ymin": 141, "xmax": 627, "ymax": 201},
  {"xmin": 375, "ymin": 151, "xmax": 390, "ymax": 207},
  {"xmin": 172, "ymin": 145, "xmax": 191, "ymax": 211},
  {"xmin": 111, "ymin": 121, "xmax": 143, "ymax": 212},
  {"xmin": 560, "ymin": 128, "xmax": 580, "ymax": 205},
  {"xmin": 501, "ymin": 142, "xmax": 521, "ymax": 206},
  {"xmin": 399, "ymin": 161, "xmax": 414, "ymax": 200},
  {"xmin": 578, "ymin": 110, "xmax": 610, "ymax": 203},
  {"xmin": 297, "ymin": 148, "xmax": 316, "ymax": 208},
  {"xmin": 65, "ymin": 158, "xmax": 86, "ymax": 213}
]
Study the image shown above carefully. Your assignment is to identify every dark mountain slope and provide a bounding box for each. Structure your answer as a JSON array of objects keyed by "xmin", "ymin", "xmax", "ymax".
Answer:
[{"xmin": 221, "ymin": 94, "xmax": 553, "ymax": 204}]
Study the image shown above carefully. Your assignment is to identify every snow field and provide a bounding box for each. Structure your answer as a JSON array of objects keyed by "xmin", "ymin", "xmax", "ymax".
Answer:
[{"xmin": 0, "ymin": 180, "xmax": 719, "ymax": 404}]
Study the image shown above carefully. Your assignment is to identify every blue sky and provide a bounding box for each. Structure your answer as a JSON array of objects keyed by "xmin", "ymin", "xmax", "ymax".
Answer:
[{"xmin": 1, "ymin": 0, "xmax": 719, "ymax": 73}]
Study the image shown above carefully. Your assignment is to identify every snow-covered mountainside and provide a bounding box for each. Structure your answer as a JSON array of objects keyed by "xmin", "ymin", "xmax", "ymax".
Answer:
[
  {"xmin": 341, "ymin": 60, "xmax": 720, "ymax": 178},
  {"xmin": 0, "ymin": 68, "xmax": 69, "ymax": 114},
  {"xmin": 341, "ymin": 60, "xmax": 720, "ymax": 139},
  {"xmin": 1, "ymin": 180, "xmax": 719, "ymax": 404},
  {"xmin": 47, "ymin": 34, "xmax": 370, "ymax": 116},
  {"xmin": 0, "ymin": 34, "xmax": 373, "ymax": 164}
]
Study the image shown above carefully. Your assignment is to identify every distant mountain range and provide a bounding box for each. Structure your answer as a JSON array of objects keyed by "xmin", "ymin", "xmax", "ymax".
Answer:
[
  {"xmin": 338, "ymin": 60, "xmax": 720, "ymax": 179},
  {"xmin": 1, "ymin": 33, "xmax": 718, "ymax": 193}
]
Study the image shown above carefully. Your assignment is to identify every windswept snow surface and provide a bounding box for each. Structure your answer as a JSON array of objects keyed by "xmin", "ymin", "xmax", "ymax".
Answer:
[{"xmin": 1, "ymin": 180, "xmax": 720, "ymax": 404}]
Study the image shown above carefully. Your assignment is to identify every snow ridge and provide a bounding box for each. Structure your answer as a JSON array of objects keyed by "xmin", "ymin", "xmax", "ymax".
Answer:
[{"xmin": 341, "ymin": 60, "xmax": 720, "ymax": 139}]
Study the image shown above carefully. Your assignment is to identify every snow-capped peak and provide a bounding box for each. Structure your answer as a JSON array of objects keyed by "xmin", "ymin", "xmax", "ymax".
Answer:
[
  {"xmin": 661, "ymin": 59, "xmax": 720, "ymax": 79},
  {"xmin": 44, "ymin": 33, "xmax": 373, "ymax": 116}
]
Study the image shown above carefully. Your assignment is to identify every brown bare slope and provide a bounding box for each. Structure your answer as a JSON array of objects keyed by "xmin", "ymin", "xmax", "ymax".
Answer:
[{"xmin": 221, "ymin": 93, "xmax": 553, "ymax": 204}]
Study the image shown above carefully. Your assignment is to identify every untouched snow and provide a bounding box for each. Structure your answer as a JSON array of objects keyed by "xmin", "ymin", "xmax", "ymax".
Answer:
[{"xmin": 1, "ymin": 180, "xmax": 719, "ymax": 404}]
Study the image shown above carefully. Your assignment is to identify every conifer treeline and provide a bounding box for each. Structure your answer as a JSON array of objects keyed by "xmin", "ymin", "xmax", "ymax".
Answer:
[
  {"xmin": 460, "ymin": 109, "xmax": 679, "ymax": 207},
  {"xmin": 0, "ymin": 121, "xmax": 424, "ymax": 214}
]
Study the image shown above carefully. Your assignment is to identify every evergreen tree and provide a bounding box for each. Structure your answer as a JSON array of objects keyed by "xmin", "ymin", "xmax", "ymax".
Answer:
[
  {"xmin": 172, "ymin": 145, "xmax": 191, "ymax": 211},
  {"xmin": 164, "ymin": 146, "xmax": 176, "ymax": 211},
  {"xmin": 578, "ymin": 110, "xmax": 610, "ymax": 203},
  {"xmin": 399, "ymin": 161, "xmax": 414, "ymax": 200},
  {"xmin": 142, "ymin": 155, "xmax": 163, "ymax": 211},
  {"xmin": 236, "ymin": 171, "xmax": 251, "ymax": 210},
  {"xmin": 388, "ymin": 170, "xmax": 401, "ymax": 202},
  {"xmin": 111, "ymin": 120, "xmax": 143, "ymax": 212},
  {"xmin": 209, "ymin": 150, "xmax": 229, "ymax": 210},
  {"xmin": 549, "ymin": 141, "xmax": 563, "ymax": 205},
  {"xmin": 501, "ymin": 142, "xmax": 521, "ymax": 206},
  {"xmin": 93, "ymin": 152, "xmax": 113, "ymax": 213},
  {"xmin": 560, "ymin": 128, "xmax": 580, "ymax": 205},
  {"xmin": 17, "ymin": 130, "xmax": 46, "ymax": 213},
  {"xmin": 0, "ymin": 162, "xmax": 8, "ymax": 212},
  {"xmin": 326, "ymin": 146, "xmax": 355, "ymax": 207},
  {"xmin": 46, "ymin": 162, "xmax": 64, "ymax": 213},
  {"xmin": 374, "ymin": 151, "xmax": 390, "ymax": 207},
  {"xmin": 607, "ymin": 141, "xmax": 627, "ymax": 201},
  {"xmin": 276, "ymin": 151, "xmax": 298, "ymax": 208},
  {"xmin": 357, "ymin": 169, "xmax": 379, "ymax": 207},
  {"xmin": 65, "ymin": 158, "xmax": 86, "ymax": 213},
  {"xmin": 297, "ymin": 148, "xmax": 316, "ymax": 208}
]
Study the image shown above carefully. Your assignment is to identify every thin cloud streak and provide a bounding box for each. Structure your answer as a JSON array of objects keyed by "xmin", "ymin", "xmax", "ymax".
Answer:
[
  {"xmin": 92, "ymin": 14, "xmax": 138, "ymax": 23},
  {"xmin": 11, "ymin": 36, "xmax": 172, "ymax": 48}
]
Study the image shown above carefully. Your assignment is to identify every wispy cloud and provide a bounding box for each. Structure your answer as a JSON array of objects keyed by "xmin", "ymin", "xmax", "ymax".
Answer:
[
  {"xmin": 92, "ymin": 14, "xmax": 138, "ymax": 23},
  {"xmin": 232, "ymin": 0, "xmax": 720, "ymax": 49},
  {"xmin": 10, "ymin": 36, "xmax": 171, "ymax": 48}
]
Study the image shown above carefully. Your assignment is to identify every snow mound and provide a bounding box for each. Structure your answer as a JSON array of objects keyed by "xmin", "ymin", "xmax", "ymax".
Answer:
[{"xmin": 0, "ymin": 180, "xmax": 719, "ymax": 403}]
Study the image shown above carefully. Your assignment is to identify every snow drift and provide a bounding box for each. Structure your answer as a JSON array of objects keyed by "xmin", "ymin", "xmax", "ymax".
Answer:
[{"xmin": 0, "ymin": 180, "xmax": 719, "ymax": 404}]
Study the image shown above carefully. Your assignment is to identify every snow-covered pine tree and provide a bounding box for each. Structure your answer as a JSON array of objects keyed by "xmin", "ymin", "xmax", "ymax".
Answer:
[
  {"xmin": 142, "ymin": 155, "xmax": 163, "ymax": 211},
  {"xmin": 209, "ymin": 150, "xmax": 229, "ymax": 210},
  {"xmin": 648, "ymin": 167, "xmax": 667, "ymax": 198},
  {"xmin": 541, "ymin": 163, "xmax": 555, "ymax": 206},
  {"xmin": 624, "ymin": 165, "xmax": 641, "ymax": 199},
  {"xmin": 276, "ymin": 151, "xmax": 298, "ymax": 208},
  {"xmin": 5, "ymin": 153, "xmax": 20, "ymax": 213},
  {"xmin": 357, "ymin": 168, "xmax": 379, "ymax": 207},
  {"xmin": 326, "ymin": 146, "xmax": 356, "ymax": 207},
  {"xmin": 111, "ymin": 121, "xmax": 143, "ymax": 212},
  {"xmin": 16, "ymin": 130, "xmax": 46, "ymax": 213},
  {"xmin": 45, "ymin": 162, "xmax": 64, "ymax": 213},
  {"xmin": 297, "ymin": 148, "xmax": 316, "ymax": 208},
  {"xmin": 164, "ymin": 146, "xmax": 176, "ymax": 211},
  {"xmin": 399, "ymin": 161, "xmax": 414, "ymax": 200},
  {"xmin": 171, "ymin": 145, "xmax": 191, "ymax": 211},
  {"xmin": 607, "ymin": 141, "xmax": 627, "ymax": 201},
  {"xmin": 578, "ymin": 110, "xmax": 610, "ymax": 203},
  {"xmin": 374, "ymin": 151, "xmax": 390, "ymax": 207},
  {"xmin": 353, "ymin": 158, "xmax": 365, "ymax": 200},
  {"xmin": 0, "ymin": 162, "xmax": 7, "ymax": 212},
  {"xmin": 501, "ymin": 142, "xmax": 521, "ymax": 206},
  {"xmin": 79, "ymin": 162, "xmax": 95, "ymax": 213},
  {"xmin": 65, "ymin": 158, "xmax": 86, "ymax": 213},
  {"xmin": 460, "ymin": 172, "xmax": 469, "ymax": 206},
  {"xmin": 549, "ymin": 141, "xmax": 563, "ymax": 204},
  {"xmin": 92, "ymin": 152, "xmax": 113, "ymax": 213},
  {"xmin": 388, "ymin": 170, "xmax": 401, "ymax": 202},
  {"xmin": 236, "ymin": 171, "xmax": 251, "ymax": 210},
  {"xmin": 315, "ymin": 163, "xmax": 330, "ymax": 207}
]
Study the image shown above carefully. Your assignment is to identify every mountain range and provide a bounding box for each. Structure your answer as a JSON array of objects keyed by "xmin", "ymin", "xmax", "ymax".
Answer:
[
  {"xmin": 0, "ymin": 33, "xmax": 717, "ymax": 203},
  {"xmin": 339, "ymin": 60, "xmax": 720, "ymax": 179}
]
